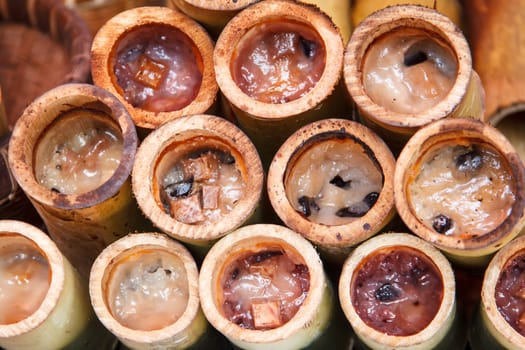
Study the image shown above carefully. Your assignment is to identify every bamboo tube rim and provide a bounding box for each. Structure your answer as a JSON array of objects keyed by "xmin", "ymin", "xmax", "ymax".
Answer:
[
  {"xmin": 89, "ymin": 232, "xmax": 202, "ymax": 345},
  {"xmin": 394, "ymin": 117, "xmax": 525, "ymax": 257},
  {"xmin": 132, "ymin": 114, "xmax": 263, "ymax": 243},
  {"xmin": 481, "ymin": 234, "xmax": 525, "ymax": 348},
  {"xmin": 8, "ymin": 83, "xmax": 137, "ymax": 210},
  {"xmin": 172, "ymin": 0, "xmax": 257, "ymax": 11},
  {"xmin": 338, "ymin": 232, "xmax": 456, "ymax": 349},
  {"xmin": 344, "ymin": 4, "xmax": 472, "ymax": 130},
  {"xmin": 91, "ymin": 6, "xmax": 218, "ymax": 130},
  {"xmin": 199, "ymin": 224, "xmax": 326, "ymax": 346},
  {"xmin": 0, "ymin": 220, "xmax": 65, "ymax": 338},
  {"xmin": 267, "ymin": 118, "xmax": 396, "ymax": 247},
  {"xmin": 214, "ymin": 0, "xmax": 344, "ymax": 120}
]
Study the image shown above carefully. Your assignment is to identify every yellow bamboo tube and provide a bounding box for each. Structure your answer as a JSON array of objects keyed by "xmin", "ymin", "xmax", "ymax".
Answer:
[
  {"xmin": 199, "ymin": 224, "xmax": 338, "ymax": 350},
  {"xmin": 8, "ymin": 83, "xmax": 151, "ymax": 278},
  {"xmin": 351, "ymin": 0, "xmax": 463, "ymax": 29},
  {"xmin": 62, "ymin": 0, "xmax": 127, "ymax": 36},
  {"xmin": 299, "ymin": 0, "xmax": 352, "ymax": 43},
  {"xmin": 167, "ymin": 0, "xmax": 258, "ymax": 39},
  {"xmin": 469, "ymin": 235, "xmax": 525, "ymax": 349},
  {"xmin": 267, "ymin": 118, "xmax": 396, "ymax": 264},
  {"xmin": 132, "ymin": 114, "xmax": 263, "ymax": 257},
  {"xmin": 463, "ymin": 0, "xmax": 525, "ymax": 125},
  {"xmin": 339, "ymin": 232, "xmax": 462, "ymax": 350},
  {"xmin": 0, "ymin": 220, "xmax": 116, "ymax": 350},
  {"xmin": 214, "ymin": 0, "xmax": 345, "ymax": 167},
  {"xmin": 91, "ymin": 6, "xmax": 218, "ymax": 133},
  {"xmin": 90, "ymin": 232, "xmax": 219, "ymax": 349},
  {"xmin": 344, "ymin": 4, "xmax": 484, "ymax": 153},
  {"xmin": 394, "ymin": 117, "xmax": 525, "ymax": 268}
]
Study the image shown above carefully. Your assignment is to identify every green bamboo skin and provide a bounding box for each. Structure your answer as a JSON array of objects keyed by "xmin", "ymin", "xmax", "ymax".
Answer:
[
  {"xmin": 8, "ymin": 83, "xmax": 150, "ymax": 279},
  {"xmin": 344, "ymin": 5, "xmax": 485, "ymax": 154},
  {"xmin": 394, "ymin": 118, "xmax": 525, "ymax": 269},
  {"xmin": 339, "ymin": 233, "xmax": 463, "ymax": 350},
  {"xmin": 0, "ymin": 220, "xmax": 117, "ymax": 350},
  {"xmin": 91, "ymin": 6, "xmax": 218, "ymax": 132},
  {"xmin": 132, "ymin": 114, "xmax": 264, "ymax": 260},
  {"xmin": 214, "ymin": 0, "xmax": 346, "ymax": 169},
  {"xmin": 469, "ymin": 235, "xmax": 525, "ymax": 349},
  {"xmin": 90, "ymin": 232, "xmax": 213, "ymax": 350},
  {"xmin": 267, "ymin": 118, "xmax": 396, "ymax": 265},
  {"xmin": 199, "ymin": 224, "xmax": 338, "ymax": 350}
]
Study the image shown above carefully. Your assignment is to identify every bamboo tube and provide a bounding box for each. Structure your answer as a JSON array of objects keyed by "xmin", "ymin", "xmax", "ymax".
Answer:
[
  {"xmin": 463, "ymin": 0, "xmax": 525, "ymax": 125},
  {"xmin": 493, "ymin": 113, "xmax": 525, "ymax": 165},
  {"xmin": 351, "ymin": 0, "xmax": 463, "ymax": 29},
  {"xmin": 394, "ymin": 117, "xmax": 525, "ymax": 268},
  {"xmin": 267, "ymin": 118, "xmax": 396, "ymax": 264},
  {"xmin": 0, "ymin": 86, "xmax": 8, "ymax": 136},
  {"xmin": 8, "ymin": 83, "xmax": 150, "ymax": 278},
  {"xmin": 469, "ymin": 235, "xmax": 525, "ymax": 350},
  {"xmin": 90, "ymin": 232, "xmax": 222, "ymax": 349},
  {"xmin": 132, "ymin": 114, "xmax": 264, "ymax": 257},
  {"xmin": 344, "ymin": 4, "xmax": 484, "ymax": 153},
  {"xmin": 62, "ymin": 0, "xmax": 127, "ymax": 36},
  {"xmin": 91, "ymin": 6, "xmax": 218, "ymax": 133},
  {"xmin": 298, "ymin": 0, "xmax": 351, "ymax": 44},
  {"xmin": 338, "ymin": 232, "xmax": 462, "ymax": 350},
  {"xmin": 0, "ymin": 220, "xmax": 117, "ymax": 350},
  {"xmin": 199, "ymin": 224, "xmax": 339, "ymax": 350},
  {"xmin": 167, "ymin": 0, "xmax": 257, "ymax": 39},
  {"xmin": 214, "ymin": 0, "xmax": 345, "ymax": 167}
]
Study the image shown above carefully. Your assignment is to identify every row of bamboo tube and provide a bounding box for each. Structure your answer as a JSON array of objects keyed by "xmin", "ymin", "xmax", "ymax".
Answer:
[{"xmin": 1, "ymin": 0, "xmax": 525, "ymax": 349}]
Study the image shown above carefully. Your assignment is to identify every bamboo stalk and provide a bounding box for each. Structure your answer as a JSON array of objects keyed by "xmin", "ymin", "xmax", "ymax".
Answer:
[
  {"xmin": 351, "ymin": 0, "xmax": 463, "ymax": 29},
  {"xmin": 0, "ymin": 220, "xmax": 117, "ymax": 350},
  {"xmin": 199, "ymin": 224, "xmax": 338, "ymax": 350},
  {"xmin": 8, "ymin": 83, "xmax": 151, "ymax": 278},
  {"xmin": 214, "ymin": 0, "xmax": 345, "ymax": 167},
  {"xmin": 469, "ymin": 235, "xmax": 525, "ymax": 349},
  {"xmin": 267, "ymin": 118, "xmax": 396, "ymax": 265},
  {"xmin": 299, "ymin": 0, "xmax": 352, "ymax": 43},
  {"xmin": 394, "ymin": 117, "xmax": 525, "ymax": 268},
  {"xmin": 132, "ymin": 114, "xmax": 264, "ymax": 258},
  {"xmin": 91, "ymin": 6, "xmax": 218, "ymax": 133},
  {"xmin": 89, "ymin": 232, "xmax": 218, "ymax": 349},
  {"xmin": 344, "ymin": 4, "xmax": 484, "ymax": 153},
  {"xmin": 338, "ymin": 232, "xmax": 462, "ymax": 350},
  {"xmin": 62, "ymin": 0, "xmax": 127, "ymax": 36},
  {"xmin": 463, "ymin": 0, "xmax": 525, "ymax": 125}
]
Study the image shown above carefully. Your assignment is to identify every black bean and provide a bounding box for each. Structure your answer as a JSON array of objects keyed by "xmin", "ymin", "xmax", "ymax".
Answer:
[
  {"xmin": 250, "ymin": 250, "xmax": 283, "ymax": 264},
  {"xmin": 164, "ymin": 178, "xmax": 193, "ymax": 198},
  {"xmin": 231, "ymin": 268, "xmax": 240, "ymax": 280},
  {"xmin": 217, "ymin": 150, "xmax": 235, "ymax": 164},
  {"xmin": 51, "ymin": 187, "xmax": 61, "ymax": 193},
  {"xmin": 432, "ymin": 214, "xmax": 453, "ymax": 234},
  {"xmin": 299, "ymin": 37, "xmax": 317, "ymax": 58},
  {"xmin": 455, "ymin": 147, "xmax": 483, "ymax": 172},
  {"xmin": 298, "ymin": 196, "xmax": 320, "ymax": 217},
  {"xmin": 375, "ymin": 283, "xmax": 400, "ymax": 302},
  {"xmin": 329, "ymin": 175, "xmax": 351, "ymax": 189},
  {"xmin": 404, "ymin": 50, "xmax": 428, "ymax": 67},
  {"xmin": 363, "ymin": 192, "xmax": 379, "ymax": 208},
  {"xmin": 336, "ymin": 202, "xmax": 368, "ymax": 217}
]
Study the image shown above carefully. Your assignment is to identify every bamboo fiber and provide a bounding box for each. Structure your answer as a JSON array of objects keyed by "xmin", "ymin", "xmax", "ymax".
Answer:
[
  {"xmin": 0, "ymin": 0, "xmax": 91, "ymax": 130},
  {"xmin": 89, "ymin": 232, "xmax": 215, "ymax": 349},
  {"xmin": 214, "ymin": 0, "xmax": 345, "ymax": 167},
  {"xmin": 463, "ymin": 0, "xmax": 525, "ymax": 125},
  {"xmin": 0, "ymin": 220, "xmax": 116, "ymax": 350},
  {"xmin": 8, "ymin": 83, "xmax": 150, "ymax": 278},
  {"xmin": 394, "ymin": 118, "xmax": 525, "ymax": 268},
  {"xmin": 344, "ymin": 5, "xmax": 484, "ymax": 152}
]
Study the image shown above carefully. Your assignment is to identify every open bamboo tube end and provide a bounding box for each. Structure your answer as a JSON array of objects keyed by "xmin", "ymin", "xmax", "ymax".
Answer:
[
  {"xmin": 345, "ymin": 5, "xmax": 483, "ymax": 150},
  {"xmin": 339, "ymin": 232, "xmax": 457, "ymax": 350},
  {"xmin": 89, "ymin": 232, "xmax": 206, "ymax": 349},
  {"xmin": 199, "ymin": 224, "xmax": 332, "ymax": 350},
  {"xmin": 91, "ymin": 6, "xmax": 218, "ymax": 131},
  {"xmin": 267, "ymin": 118, "xmax": 396, "ymax": 263},
  {"xmin": 394, "ymin": 118, "xmax": 525, "ymax": 268},
  {"xmin": 477, "ymin": 235, "xmax": 525, "ymax": 349},
  {"xmin": 132, "ymin": 114, "xmax": 263, "ymax": 246}
]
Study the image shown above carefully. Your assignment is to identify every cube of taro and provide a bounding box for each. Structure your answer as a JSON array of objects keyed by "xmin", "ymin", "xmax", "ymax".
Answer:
[
  {"xmin": 134, "ymin": 55, "xmax": 167, "ymax": 89},
  {"xmin": 251, "ymin": 300, "xmax": 282, "ymax": 329},
  {"xmin": 169, "ymin": 192, "xmax": 205, "ymax": 224},
  {"xmin": 183, "ymin": 153, "xmax": 219, "ymax": 181},
  {"xmin": 202, "ymin": 185, "xmax": 220, "ymax": 209}
]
